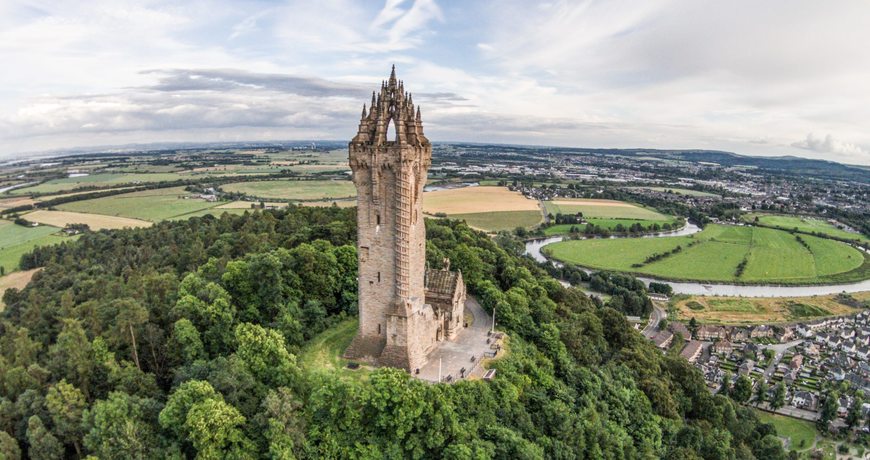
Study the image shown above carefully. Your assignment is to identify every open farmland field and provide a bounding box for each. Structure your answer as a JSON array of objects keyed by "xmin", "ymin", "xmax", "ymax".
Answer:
[
  {"xmin": 543, "ymin": 217, "xmax": 682, "ymax": 236},
  {"xmin": 0, "ymin": 196, "xmax": 37, "ymax": 210},
  {"xmin": 745, "ymin": 213, "xmax": 870, "ymax": 244},
  {"xmin": 57, "ymin": 187, "xmax": 222, "ymax": 221},
  {"xmin": 423, "ymin": 186, "xmax": 542, "ymax": 232},
  {"xmin": 222, "ymin": 179, "xmax": 356, "ymax": 201},
  {"xmin": 423, "ymin": 186, "xmax": 539, "ymax": 214},
  {"xmin": 675, "ymin": 292, "xmax": 869, "ymax": 325},
  {"xmin": 0, "ymin": 268, "xmax": 41, "ymax": 310},
  {"xmin": 544, "ymin": 224, "xmax": 869, "ymax": 284},
  {"xmin": 0, "ymin": 221, "xmax": 77, "ymax": 273},
  {"xmin": 216, "ymin": 201, "xmax": 289, "ymax": 209},
  {"xmin": 543, "ymin": 198, "xmax": 671, "ymax": 220},
  {"xmin": 9, "ymin": 172, "xmax": 185, "ymax": 195},
  {"xmin": 24, "ymin": 210, "xmax": 151, "ymax": 230}
]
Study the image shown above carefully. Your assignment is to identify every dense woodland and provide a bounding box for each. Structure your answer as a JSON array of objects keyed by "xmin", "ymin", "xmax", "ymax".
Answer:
[{"xmin": 0, "ymin": 207, "xmax": 785, "ymax": 459}]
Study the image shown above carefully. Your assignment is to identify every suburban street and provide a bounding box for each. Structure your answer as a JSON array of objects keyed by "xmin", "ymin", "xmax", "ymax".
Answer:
[
  {"xmin": 760, "ymin": 340, "xmax": 804, "ymax": 379},
  {"xmin": 643, "ymin": 304, "xmax": 666, "ymax": 339}
]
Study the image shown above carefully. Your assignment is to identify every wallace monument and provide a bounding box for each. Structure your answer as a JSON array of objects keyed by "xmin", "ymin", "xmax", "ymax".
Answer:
[{"xmin": 344, "ymin": 66, "xmax": 468, "ymax": 372}]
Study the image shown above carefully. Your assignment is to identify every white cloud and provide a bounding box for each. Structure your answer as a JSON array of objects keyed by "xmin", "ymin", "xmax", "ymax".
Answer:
[
  {"xmin": 792, "ymin": 134, "xmax": 868, "ymax": 158},
  {"xmin": 1, "ymin": 0, "xmax": 870, "ymax": 166}
]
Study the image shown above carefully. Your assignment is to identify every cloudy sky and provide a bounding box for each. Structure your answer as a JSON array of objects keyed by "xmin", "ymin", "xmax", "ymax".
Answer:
[{"xmin": 2, "ymin": 0, "xmax": 870, "ymax": 165}]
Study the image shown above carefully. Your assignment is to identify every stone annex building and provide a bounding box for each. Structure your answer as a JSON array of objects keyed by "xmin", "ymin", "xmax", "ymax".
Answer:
[{"xmin": 344, "ymin": 66, "xmax": 467, "ymax": 372}]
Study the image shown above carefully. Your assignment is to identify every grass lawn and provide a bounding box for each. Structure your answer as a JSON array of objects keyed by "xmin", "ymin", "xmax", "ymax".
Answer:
[
  {"xmin": 222, "ymin": 179, "xmax": 356, "ymax": 201},
  {"xmin": 452, "ymin": 210, "xmax": 543, "ymax": 232},
  {"xmin": 544, "ymin": 224, "xmax": 868, "ymax": 285},
  {"xmin": 754, "ymin": 410, "xmax": 817, "ymax": 451},
  {"xmin": 673, "ymin": 291, "xmax": 867, "ymax": 324},
  {"xmin": 10, "ymin": 172, "xmax": 185, "ymax": 195},
  {"xmin": 58, "ymin": 187, "xmax": 223, "ymax": 221},
  {"xmin": 298, "ymin": 318, "xmax": 371, "ymax": 382},
  {"xmin": 543, "ymin": 198, "xmax": 670, "ymax": 220},
  {"xmin": 745, "ymin": 213, "xmax": 870, "ymax": 244},
  {"xmin": 0, "ymin": 221, "xmax": 78, "ymax": 273}
]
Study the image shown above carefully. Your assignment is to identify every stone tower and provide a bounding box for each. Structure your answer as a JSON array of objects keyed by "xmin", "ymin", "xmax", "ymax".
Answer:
[{"xmin": 344, "ymin": 66, "xmax": 441, "ymax": 371}]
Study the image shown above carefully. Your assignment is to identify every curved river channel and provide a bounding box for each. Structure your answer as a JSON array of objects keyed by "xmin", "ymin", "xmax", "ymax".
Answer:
[{"xmin": 524, "ymin": 223, "xmax": 870, "ymax": 297}]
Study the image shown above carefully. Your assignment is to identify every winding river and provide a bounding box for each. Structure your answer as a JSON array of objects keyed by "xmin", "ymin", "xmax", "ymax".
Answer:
[{"xmin": 524, "ymin": 223, "xmax": 870, "ymax": 297}]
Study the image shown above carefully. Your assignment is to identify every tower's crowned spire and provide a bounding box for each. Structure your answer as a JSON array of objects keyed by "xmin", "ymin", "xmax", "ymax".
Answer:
[{"xmin": 351, "ymin": 66, "xmax": 427, "ymax": 147}]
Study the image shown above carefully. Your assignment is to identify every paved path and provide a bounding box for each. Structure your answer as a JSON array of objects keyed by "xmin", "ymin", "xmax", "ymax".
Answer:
[
  {"xmin": 416, "ymin": 296, "xmax": 497, "ymax": 383},
  {"xmin": 760, "ymin": 340, "xmax": 804, "ymax": 379}
]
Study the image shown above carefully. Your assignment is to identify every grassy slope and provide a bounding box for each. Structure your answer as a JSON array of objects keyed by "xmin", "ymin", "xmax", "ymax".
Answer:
[
  {"xmin": 544, "ymin": 224, "xmax": 867, "ymax": 284},
  {"xmin": 298, "ymin": 318, "xmax": 370, "ymax": 382},
  {"xmin": 221, "ymin": 180, "xmax": 356, "ymax": 201}
]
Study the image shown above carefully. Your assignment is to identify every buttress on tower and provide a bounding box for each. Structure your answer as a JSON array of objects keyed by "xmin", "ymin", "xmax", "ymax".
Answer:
[{"xmin": 344, "ymin": 66, "xmax": 467, "ymax": 372}]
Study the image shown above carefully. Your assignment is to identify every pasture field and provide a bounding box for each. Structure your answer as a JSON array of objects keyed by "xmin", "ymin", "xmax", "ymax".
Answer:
[
  {"xmin": 745, "ymin": 213, "xmax": 870, "ymax": 244},
  {"xmin": 222, "ymin": 179, "xmax": 356, "ymax": 201},
  {"xmin": 544, "ymin": 224, "xmax": 868, "ymax": 284},
  {"xmin": 543, "ymin": 198, "xmax": 670, "ymax": 220},
  {"xmin": 24, "ymin": 210, "xmax": 151, "ymax": 230},
  {"xmin": 674, "ymin": 291, "xmax": 868, "ymax": 325},
  {"xmin": 166, "ymin": 208, "xmax": 250, "ymax": 220},
  {"xmin": 423, "ymin": 186, "xmax": 542, "ymax": 232},
  {"xmin": 753, "ymin": 410, "xmax": 816, "ymax": 451},
  {"xmin": 423, "ymin": 186, "xmax": 539, "ymax": 214},
  {"xmin": 0, "ymin": 221, "xmax": 77, "ymax": 273},
  {"xmin": 0, "ymin": 268, "xmax": 41, "ymax": 310},
  {"xmin": 543, "ymin": 217, "xmax": 681, "ymax": 236},
  {"xmin": 298, "ymin": 200, "xmax": 356, "ymax": 208},
  {"xmin": 10, "ymin": 172, "xmax": 185, "ymax": 195},
  {"xmin": 625, "ymin": 186, "xmax": 719, "ymax": 197},
  {"xmin": 58, "ymin": 187, "xmax": 222, "ymax": 221}
]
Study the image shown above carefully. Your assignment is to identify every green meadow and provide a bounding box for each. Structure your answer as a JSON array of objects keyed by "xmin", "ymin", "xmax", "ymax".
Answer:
[
  {"xmin": 58, "ymin": 187, "xmax": 223, "ymax": 222},
  {"xmin": 745, "ymin": 213, "xmax": 870, "ymax": 244},
  {"xmin": 0, "ymin": 221, "xmax": 77, "ymax": 273},
  {"xmin": 544, "ymin": 224, "xmax": 868, "ymax": 284}
]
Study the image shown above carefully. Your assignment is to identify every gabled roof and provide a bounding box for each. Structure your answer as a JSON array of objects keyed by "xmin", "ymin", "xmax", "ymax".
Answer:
[{"xmin": 425, "ymin": 268, "xmax": 462, "ymax": 297}]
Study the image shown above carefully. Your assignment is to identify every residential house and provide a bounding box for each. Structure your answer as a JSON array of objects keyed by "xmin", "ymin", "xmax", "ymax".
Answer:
[
  {"xmin": 697, "ymin": 325, "xmax": 727, "ymax": 341},
  {"xmin": 681, "ymin": 341, "xmax": 704, "ymax": 363},
  {"xmin": 713, "ymin": 340, "xmax": 733, "ymax": 354},
  {"xmin": 654, "ymin": 330, "xmax": 674, "ymax": 350}
]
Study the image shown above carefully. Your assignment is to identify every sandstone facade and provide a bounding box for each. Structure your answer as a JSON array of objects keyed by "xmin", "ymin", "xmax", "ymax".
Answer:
[{"xmin": 344, "ymin": 66, "xmax": 466, "ymax": 372}]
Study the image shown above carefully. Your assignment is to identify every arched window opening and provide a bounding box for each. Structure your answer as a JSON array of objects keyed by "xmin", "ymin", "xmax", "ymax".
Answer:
[{"xmin": 386, "ymin": 117, "xmax": 397, "ymax": 142}]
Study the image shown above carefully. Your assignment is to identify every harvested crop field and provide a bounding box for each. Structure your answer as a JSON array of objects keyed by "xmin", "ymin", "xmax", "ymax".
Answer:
[
  {"xmin": 423, "ymin": 186, "xmax": 539, "ymax": 214},
  {"xmin": 25, "ymin": 210, "xmax": 151, "ymax": 230},
  {"xmin": 222, "ymin": 179, "xmax": 356, "ymax": 201},
  {"xmin": 452, "ymin": 210, "xmax": 543, "ymax": 232},
  {"xmin": 0, "ymin": 268, "xmax": 41, "ymax": 310},
  {"xmin": 0, "ymin": 197, "xmax": 36, "ymax": 210},
  {"xmin": 674, "ymin": 291, "xmax": 869, "ymax": 325}
]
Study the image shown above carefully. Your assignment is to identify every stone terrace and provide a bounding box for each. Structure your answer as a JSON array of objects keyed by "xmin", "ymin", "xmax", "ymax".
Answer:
[{"xmin": 416, "ymin": 296, "xmax": 502, "ymax": 383}]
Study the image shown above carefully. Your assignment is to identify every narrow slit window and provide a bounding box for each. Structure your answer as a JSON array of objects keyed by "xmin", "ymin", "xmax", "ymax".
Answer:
[
  {"xmin": 377, "ymin": 272, "xmax": 381, "ymax": 282},
  {"xmin": 376, "ymin": 214, "xmax": 381, "ymax": 225}
]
